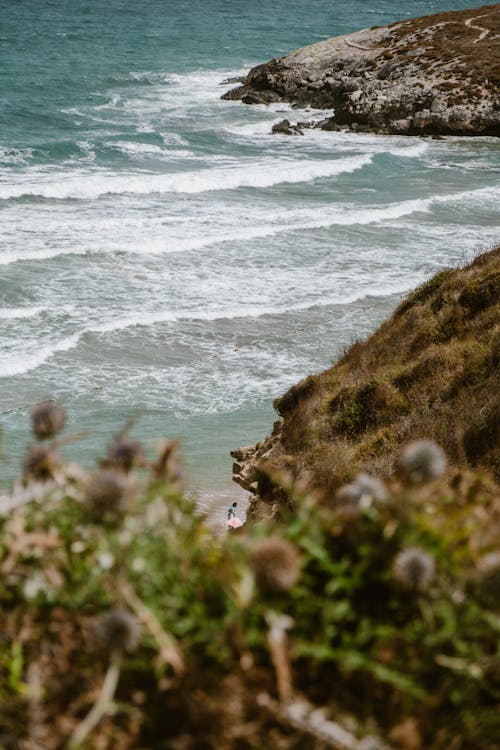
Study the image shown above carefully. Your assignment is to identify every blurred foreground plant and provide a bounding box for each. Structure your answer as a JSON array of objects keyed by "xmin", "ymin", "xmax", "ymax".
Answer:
[{"xmin": 0, "ymin": 411, "xmax": 498, "ymax": 750}]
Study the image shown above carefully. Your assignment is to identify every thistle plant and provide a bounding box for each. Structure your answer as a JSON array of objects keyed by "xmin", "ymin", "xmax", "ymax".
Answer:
[
  {"xmin": 358, "ymin": 736, "xmax": 389, "ymax": 750},
  {"xmin": 397, "ymin": 439, "xmax": 447, "ymax": 484},
  {"xmin": 103, "ymin": 438, "xmax": 144, "ymax": 473},
  {"xmin": 335, "ymin": 472, "xmax": 388, "ymax": 508},
  {"xmin": 0, "ymin": 405, "xmax": 498, "ymax": 750},
  {"xmin": 151, "ymin": 439, "xmax": 186, "ymax": 488},
  {"xmin": 22, "ymin": 444, "xmax": 60, "ymax": 481},
  {"xmin": 84, "ymin": 470, "xmax": 134, "ymax": 524},
  {"xmin": 476, "ymin": 551, "xmax": 500, "ymax": 609},
  {"xmin": 70, "ymin": 609, "xmax": 141, "ymax": 748},
  {"xmin": 250, "ymin": 537, "xmax": 300, "ymax": 594},
  {"xmin": 94, "ymin": 608, "xmax": 142, "ymax": 653},
  {"xmin": 31, "ymin": 401, "xmax": 66, "ymax": 440},
  {"xmin": 392, "ymin": 546, "xmax": 436, "ymax": 591}
]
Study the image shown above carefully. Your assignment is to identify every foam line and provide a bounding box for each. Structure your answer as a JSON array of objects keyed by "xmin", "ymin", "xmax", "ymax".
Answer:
[
  {"xmin": 1, "ymin": 335, "xmax": 80, "ymax": 377},
  {"xmin": 1, "ymin": 184, "xmax": 497, "ymax": 267},
  {"xmin": 0, "ymin": 155, "xmax": 371, "ymax": 201},
  {"xmin": 0, "ymin": 279, "xmax": 419, "ymax": 378},
  {"xmin": 0, "ymin": 305, "xmax": 45, "ymax": 320}
]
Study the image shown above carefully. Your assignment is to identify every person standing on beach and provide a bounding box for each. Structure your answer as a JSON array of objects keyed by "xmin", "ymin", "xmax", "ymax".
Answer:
[{"xmin": 227, "ymin": 502, "xmax": 243, "ymax": 529}]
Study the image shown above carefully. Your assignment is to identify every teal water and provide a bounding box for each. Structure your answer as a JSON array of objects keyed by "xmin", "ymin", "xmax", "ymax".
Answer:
[{"xmin": 1, "ymin": 0, "xmax": 499, "ymax": 507}]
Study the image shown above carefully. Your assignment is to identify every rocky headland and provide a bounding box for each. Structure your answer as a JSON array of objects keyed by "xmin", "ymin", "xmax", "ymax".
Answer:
[
  {"xmin": 232, "ymin": 246, "xmax": 500, "ymax": 520},
  {"xmin": 222, "ymin": 4, "xmax": 500, "ymax": 136}
]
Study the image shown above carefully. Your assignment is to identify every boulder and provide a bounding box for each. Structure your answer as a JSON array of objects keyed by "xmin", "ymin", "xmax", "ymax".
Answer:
[{"xmin": 271, "ymin": 119, "xmax": 304, "ymax": 135}]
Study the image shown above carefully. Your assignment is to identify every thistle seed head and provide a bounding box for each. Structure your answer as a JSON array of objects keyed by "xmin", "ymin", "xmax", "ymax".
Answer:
[
  {"xmin": 484, "ymin": 656, "xmax": 500, "ymax": 686},
  {"xmin": 105, "ymin": 438, "xmax": 144, "ymax": 473},
  {"xmin": 84, "ymin": 470, "xmax": 133, "ymax": 524},
  {"xmin": 94, "ymin": 609, "xmax": 141, "ymax": 653},
  {"xmin": 251, "ymin": 537, "xmax": 300, "ymax": 594},
  {"xmin": 393, "ymin": 547, "xmax": 436, "ymax": 591},
  {"xmin": 153, "ymin": 440, "xmax": 184, "ymax": 484},
  {"xmin": 398, "ymin": 439, "xmax": 447, "ymax": 484},
  {"xmin": 358, "ymin": 737, "xmax": 389, "ymax": 750},
  {"xmin": 22, "ymin": 445, "xmax": 60, "ymax": 481},
  {"xmin": 31, "ymin": 401, "xmax": 66, "ymax": 440},
  {"xmin": 336, "ymin": 473, "xmax": 388, "ymax": 508},
  {"xmin": 476, "ymin": 551, "xmax": 500, "ymax": 608}
]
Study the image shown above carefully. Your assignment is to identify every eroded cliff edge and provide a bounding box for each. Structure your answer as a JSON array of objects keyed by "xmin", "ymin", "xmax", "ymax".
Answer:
[
  {"xmin": 222, "ymin": 4, "xmax": 500, "ymax": 136},
  {"xmin": 232, "ymin": 247, "xmax": 500, "ymax": 520}
]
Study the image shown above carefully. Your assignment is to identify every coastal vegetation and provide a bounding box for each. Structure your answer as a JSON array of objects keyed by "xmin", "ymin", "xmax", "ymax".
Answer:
[
  {"xmin": 234, "ymin": 246, "xmax": 499, "ymax": 518},
  {"xmin": 0, "ymin": 248, "xmax": 499, "ymax": 749}
]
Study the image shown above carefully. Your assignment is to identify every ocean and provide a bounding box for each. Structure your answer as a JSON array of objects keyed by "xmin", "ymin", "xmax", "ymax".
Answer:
[{"xmin": 1, "ymin": 0, "xmax": 499, "ymax": 513}]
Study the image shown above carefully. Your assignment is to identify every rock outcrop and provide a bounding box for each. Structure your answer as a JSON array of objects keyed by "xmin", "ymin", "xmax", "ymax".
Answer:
[
  {"xmin": 271, "ymin": 118, "xmax": 305, "ymax": 135},
  {"xmin": 223, "ymin": 4, "xmax": 500, "ymax": 136},
  {"xmin": 232, "ymin": 246, "xmax": 500, "ymax": 520}
]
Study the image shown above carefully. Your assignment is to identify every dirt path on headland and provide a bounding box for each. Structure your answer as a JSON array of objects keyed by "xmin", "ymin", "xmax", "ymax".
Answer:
[
  {"xmin": 465, "ymin": 9, "xmax": 497, "ymax": 43},
  {"xmin": 345, "ymin": 9, "xmax": 498, "ymax": 51},
  {"xmin": 343, "ymin": 33, "xmax": 377, "ymax": 51}
]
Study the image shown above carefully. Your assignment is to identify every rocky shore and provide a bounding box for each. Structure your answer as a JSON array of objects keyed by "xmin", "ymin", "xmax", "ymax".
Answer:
[{"xmin": 222, "ymin": 4, "xmax": 500, "ymax": 136}]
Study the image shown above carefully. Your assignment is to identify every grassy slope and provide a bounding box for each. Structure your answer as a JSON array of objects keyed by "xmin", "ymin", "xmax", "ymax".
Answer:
[{"xmin": 266, "ymin": 246, "xmax": 500, "ymax": 502}]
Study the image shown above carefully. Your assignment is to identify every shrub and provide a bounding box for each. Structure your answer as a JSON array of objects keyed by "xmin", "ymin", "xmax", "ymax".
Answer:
[{"xmin": 0, "ymin": 422, "xmax": 498, "ymax": 750}]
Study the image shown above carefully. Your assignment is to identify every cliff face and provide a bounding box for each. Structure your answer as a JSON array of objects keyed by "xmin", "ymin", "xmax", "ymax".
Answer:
[
  {"xmin": 223, "ymin": 4, "xmax": 500, "ymax": 136},
  {"xmin": 232, "ymin": 247, "xmax": 500, "ymax": 520}
]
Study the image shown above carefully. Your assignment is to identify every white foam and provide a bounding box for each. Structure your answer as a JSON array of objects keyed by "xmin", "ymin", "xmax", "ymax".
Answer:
[
  {"xmin": 111, "ymin": 140, "xmax": 196, "ymax": 159},
  {"xmin": 434, "ymin": 184, "xmax": 500, "ymax": 205},
  {"xmin": 54, "ymin": 344, "xmax": 313, "ymax": 418},
  {"xmin": 92, "ymin": 282, "xmax": 418, "ymax": 334},
  {"xmin": 224, "ymin": 122, "xmax": 430, "ymax": 160},
  {"xmin": 93, "ymin": 93, "xmax": 121, "ymax": 110},
  {"xmin": 225, "ymin": 120, "xmax": 283, "ymax": 138},
  {"xmin": 0, "ymin": 194, "xmax": 425, "ymax": 266},
  {"xmin": 0, "ymin": 146, "xmax": 33, "ymax": 165},
  {"xmin": 156, "ymin": 196, "xmax": 436, "ymax": 254},
  {"xmin": 386, "ymin": 141, "xmax": 429, "ymax": 158},
  {"xmin": 0, "ymin": 247, "xmax": 83, "ymax": 266},
  {"xmin": 160, "ymin": 132, "xmax": 188, "ymax": 147},
  {"xmin": 1, "ymin": 184, "xmax": 497, "ymax": 267},
  {"xmin": 0, "ymin": 155, "xmax": 371, "ymax": 200},
  {"xmin": 111, "ymin": 141, "xmax": 168, "ymax": 155},
  {"xmin": 125, "ymin": 68, "xmax": 243, "ymax": 93},
  {"xmin": 73, "ymin": 141, "xmax": 96, "ymax": 162},
  {"xmin": 105, "ymin": 67, "xmax": 249, "ymax": 128},
  {"xmin": 163, "ymin": 68, "xmax": 249, "ymax": 102},
  {"xmin": 57, "ymin": 295, "xmax": 420, "ymax": 416},
  {"xmin": 0, "ymin": 305, "xmax": 45, "ymax": 320},
  {"xmin": 1, "ymin": 335, "xmax": 79, "ymax": 377},
  {"xmin": 0, "ymin": 277, "xmax": 419, "ymax": 378}
]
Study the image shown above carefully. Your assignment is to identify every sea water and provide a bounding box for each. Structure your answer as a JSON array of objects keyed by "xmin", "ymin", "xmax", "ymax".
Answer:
[{"xmin": 1, "ymin": 0, "xmax": 499, "ymax": 515}]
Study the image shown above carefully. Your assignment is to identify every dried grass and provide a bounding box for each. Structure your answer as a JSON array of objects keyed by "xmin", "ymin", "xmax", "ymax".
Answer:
[{"xmin": 263, "ymin": 246, "xmax": 500, "ymax": 492}]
